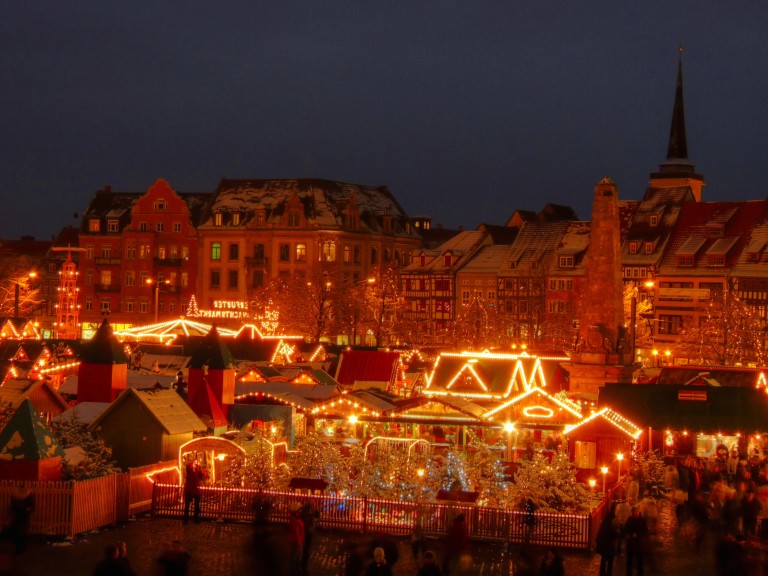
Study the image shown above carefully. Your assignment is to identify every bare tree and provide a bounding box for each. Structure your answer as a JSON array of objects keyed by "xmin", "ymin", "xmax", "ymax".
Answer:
[{"xmin": 0, "ymin": 257, "xmax": 42, "ymax": 318}]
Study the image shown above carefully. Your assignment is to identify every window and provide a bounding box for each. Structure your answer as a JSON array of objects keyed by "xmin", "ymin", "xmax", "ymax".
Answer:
[
  {"xmin": 139, "ymin": 300, "xmax": 148, "ymax": 313},
  {"xmin": 86, "ymin": 270, "xmax": 93, "ymax": 285},
  {"xmin": 650, "ymin": 215, "xmax": 659, "ymax": 226},
  {"xmin": 211, "ymin": 242, "xmax": 221, "ymax": 261},
  {"xmin": 140, "ymin": 271, "xmax": 148, "ymax": 285},
  {"xmin": 126, "ymin": 243, "xmax": 136, "ymax": 259},
  {"xmin": 252, "ymin": 271, "xmax": 264, "ymax": 288},
  {"xmin": 370, "ymin": 247, "xmax": 377, "ymax": 265},
  {"xmin": 173, "ymin": 222, "xmax": 182, "ymax": 233},
  {"xmin": 256, "ymin": 212, "xmax": 265, "ymax": 226},
  {"xmin": 100, "ymin": 299, "xmax": 110, "ymax": 312},
  {"xmin": 435, "ymin": 279, "xmax": 450, "ymax": 291},
  {"xmin": 108, "ymin": 220, "xmax": 118, "ymax": 233},
  {"xmin": 444, "ymin": 254, "xmax": 452, "ymax": 267},
  {"xmin": 181, "ymin": 245, "xmax": 189, "ymax": 259},
  {"xmin": 288, "ymin": 212, "xmax": 300, "ymax": 227},
  {"xmin": 169, "ymin": 245, "xmax": 178, "ymax": 258},
  {"xmin": 125, "ymin": 271, "xmax": 135, "ymax": 286},
  {"xmin": 124, "ymin": 300, "xmax": 134, "ymax": 313},
  {"xmin": 86, "ymin": 245, "xmax": 94, "ymax": 259},
  {"xmin": 158, "ymin": 246, "xmax": 166, "ymax": 259},
  {"xmin": 181, "ymin": 272, "xmax": 188, "ymax": 287},
  {"xmin": 658, "ymin": 314, "xmax": 683, "ymax": 335},
  {"xmin": 214, "ymin": 213, "xmax": 222, "ymax": 226},
  {"xmin": 169, "ymin": 301, "xmax": 176, "ymax": 313},
  {"xmin": 156, "ymin": 222, "xmax": 164, "ymax": 232},
  {"xmin": 677, "ymin": 255, "xmax": 694, "ymax": 267},
  {"xmin": 232, "ymin": 212, "xmax": 240, "ymax": 226},
  {"xmin": 629, "ymin": 242, "xmax": 638, "ymax": 254},
  {"xmin": 323, "ymin": 242, "xmax": 336, "ymax": 262},
  {"xmin": 139, "ymin": 222, "xmax": 148, "ymax": 232},
  {"xmin": 644, "ymin": 242, "xmax": 654, "ymax": 254},
  {"xmin": 708, "ymin": 255, "xmax": 725, "ymax": 267},
  {"xmin": 559, "ymin": 256, "xmax": 574, "ymax": 268},
  {"xmin": 548, "ymin": 300, "xmax": 567, "ymax": 313},
  {"xmin": 101, "ymin": 245, "xmax": 111, "ymax": 259},
  {"xmin": 88, "ymin": 219, "xmax": 100, "ymax": 232},
  {"xmin": 85, "ymin": 297, "xmax": 93, "ymax": 311},
  {"xmin": 140, "ymin": 244, "xmax": 151, "ymax": 259},
  {"xmin": 296, "ymin": 244, "xmax": 307, "ymax": 262},
  {"xmin": 384, "ymin": 249, "xmax": 391, "ymax": 262},
  {"xmin": 462, "ymin": 291, "xmax": 470, "ymax": 305},
  {"xmin": 210, "ymin": 270, "xmax": 220, "ymax": 288},
  {"xmin": 435, "ymin": 299, "xmax": 451, "ymax": 313},
  {"xmin": 279, "ymin": 244, "xmax": 290, "ymax": 262},
  {"xmin": 344, "ymin": 246, "xmax": 351, "ymax": 263},
  {"xmin": 229, "ymin": 243, "xmax": 239, "ymax": 261},
  {"xmin": 354, "ymin": 246, "xmax": 361, "ymax": 264},
  {"xmin": 228, "ymin": 270, "xmax": 239, "ymax": 289},
  {"xmin": 154, "ymin": 199, "xmax": 167, "ymax": 210}
]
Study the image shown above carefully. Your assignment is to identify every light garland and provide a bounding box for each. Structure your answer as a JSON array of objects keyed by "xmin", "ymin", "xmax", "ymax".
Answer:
[{"xmin": 562, "ymin": 407, "xmax": 643, "ymax": 439}]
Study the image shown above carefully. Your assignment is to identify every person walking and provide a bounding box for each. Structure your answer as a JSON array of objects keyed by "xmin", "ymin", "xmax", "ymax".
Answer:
[
  {"xmin": 7, "ymin": 482, "xmax": 33, "ymax": 555},
  {"xmin": 623, "ymin": 506, "xmax": 648, "ymax": 576},
  {"xmin": 364, "ymin": 546, "xmax": 393, "ymax": 576},
  {"xmin": 443, "ymin": 513, "xmax": 469, "ymax": 575},
  {"xmin": 595, "ymin": 508, "xmax": 618, "ymax": 576},
  {"xmin": 182, "ymin": 458, "xmax": 207, "ymax": 524},
  {"xmin": 740, "ymin": 488, "xmax": 761, "ymax": 537},
  {"xmin": 538, "ymin": 547, "xmax": 565, "ymax": 576},
  {"xmin": 300, "ymin": 501, "xmax": 320, "ymax": 573},
  {"xmin": 156, "ymin": 540, "xmax": 191, "ymax": 576},
  {"xmin": 115, "ymin": 541, "xmax": 136, "ymax": 576},
  {"xmin": 288, "ymin": 502, "xmax": 305, "ymax": 575},
  {"xmin": 417, "ymin": 550, "xmax": 443, "ymax": 576},
  {"xmin": 92, "ymin": 543, "xmax": 129, "ymax": 576}
]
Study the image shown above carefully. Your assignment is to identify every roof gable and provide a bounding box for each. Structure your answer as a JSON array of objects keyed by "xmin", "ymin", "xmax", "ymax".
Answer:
[
  {"xmin": 89, "ymin": 389, "xmax": 206, "ymax": 435},
  {"xmin": 0, "ymin": 399, "xmax": 64, "ymax": 460}
]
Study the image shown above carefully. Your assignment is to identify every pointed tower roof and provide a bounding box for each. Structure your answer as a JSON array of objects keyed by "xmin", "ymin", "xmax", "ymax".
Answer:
[
  {"xmin": 80, "ymin": 317, "xmax": 129, "ymax": 365},
  {"xmin": 0, "ymin": 399, "xmax": 65, "ymax": 460},
  {"xmin": 650, "ymin": 47, "xmax": 704, "ymax": 201},
  {"xmin": 189, "ymin": 325, "xmax": 234, "ymax": 370}
]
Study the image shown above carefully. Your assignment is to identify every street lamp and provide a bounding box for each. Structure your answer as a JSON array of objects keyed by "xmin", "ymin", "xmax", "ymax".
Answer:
[
  {"xmin": 616, "ymin": 453, "xmax": 624, "ymax": 480},
  {"xmin": 14, "ymin": 272, "xmax": 37, "ymax": 318},
  {"xmin": 503, "ymin": 422, "xmax": 515, "ymax": 462},
  {"xmin": 601, "ymin": 466, "xmax": 609, "ymax": 495},
  {"xmin": 147, "ymin": 278, "xmax": 170, "ymax": 323}
]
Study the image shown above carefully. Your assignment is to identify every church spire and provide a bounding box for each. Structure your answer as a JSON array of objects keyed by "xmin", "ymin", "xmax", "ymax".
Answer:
[
  {"xmin": 666, "ymin": 46, "xmax": 688, "ymax": 162},
  {"xmin": 649, "ymin": 46, "xmax": 704, "ymax": 201}
]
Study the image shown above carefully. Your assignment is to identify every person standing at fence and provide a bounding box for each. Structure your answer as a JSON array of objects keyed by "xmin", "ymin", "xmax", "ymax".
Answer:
[
  {"xmin": 183, "ymin": 459, "xmax": 207, "ymax": 524},
  {"xmin": 417, "ymin": 550, "xmax": 443, "ymax": 576},
  {"xmin": 301, "ymin": 501, "xmax": 320, "ymax": 573},
  {"xmin": 442, "ymin": 513, "xmax": 468, "ymax": 575},
  {"xmin": 7, "ymin": 482, "xmax": 33, "ymax": 555}
]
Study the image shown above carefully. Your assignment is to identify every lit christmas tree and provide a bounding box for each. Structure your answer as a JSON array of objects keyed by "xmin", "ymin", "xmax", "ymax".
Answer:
[{"xmin": 510, "ymin": 450, "xmax": 592, "ymax": 513}]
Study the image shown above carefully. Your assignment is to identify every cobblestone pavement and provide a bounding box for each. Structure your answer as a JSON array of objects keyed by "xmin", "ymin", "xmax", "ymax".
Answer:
[{"xmin": 2, "ymin": 499, "xmax": 752, "ymax": 576}]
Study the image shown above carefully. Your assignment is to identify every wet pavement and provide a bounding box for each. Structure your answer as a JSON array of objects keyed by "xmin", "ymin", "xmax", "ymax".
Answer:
[{"xmin": 3, "ymin": 499, "xmax": 761, "ymax": 575}]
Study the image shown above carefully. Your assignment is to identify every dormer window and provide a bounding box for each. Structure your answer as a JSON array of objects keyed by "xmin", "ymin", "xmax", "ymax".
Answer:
[
  {"xmin": 677, "ymin": 255, "xmax": 694, "ymax": 267},
  {"xmin": 214, "ymin": 213, "xmax": 223, "ymax": 226},
  {"xmin": 420, "ymin": 255, "xmax": 426, "ymax": 266},
  {"xmin": 107, "ymin": 220, "xmax": 118, "ymax": 233},
  {"xmin": 256, "ymin": 211, "xmax": 265, "ymax": 226},
  {"xmin": 154, "ymin": 199, "xmax": 167, "ymax": 211},
  {"xmin": 650, "ymin": 215, "xmax": 659, "ymax": 227},
  {"xmin": 288, "ymin": 212, "xmax": 300, "ymax": 227},
  {"xmin": 708, "ymin": 255, "xmax": 725, "ymax": 267},
  {"xmin": 88, "ymin": 219, "xmax": 100, "ymax": 232},
  {"xmin": 707, "ymin": 226, "xmax": 724, "ymax": 238},
  {"xmin": 232, "ymin": 212, "xmax": 240, "ymax": 226},
  {"xmin": 559, "ymin": 256, "xmax": 574, "ymax": 268},
  {"xmin": 444, "ymin": 254, "xmax": 452, "ymax": 267},
  {"xmin": 644, "ymin": 242, "xmax": 654, "ymax": 254}
]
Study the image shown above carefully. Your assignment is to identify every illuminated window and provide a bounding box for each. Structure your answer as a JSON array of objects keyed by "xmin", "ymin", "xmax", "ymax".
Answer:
[
  {"xmin": 181, "ymin": 245, "xmax": 189, "ymax": 259},
  {"xmin": 231, "ymin": 212, "xmax": 240, "ymax": 226},
  {"xmin": 139, "ymin": 244, "xmax": 151, "ymax": 259},
  {"xmin": 88, "ymin": 219, "xmax": 100, "ymax": 232},
  {"xmin": 169, "ymin": 245, "xmax": 178, "ymax": 258},
  {"xmin": 296, "ymin": 244, "xmax": 307, "ymax": 262},
  {"xmin": 211, "ymin": 243, "xmax": 221, "ymax": 261},
  {"xmin": 214, "ymin": 213, "xmax": 222, "ymax": 226},
  {"xmin": 323, "ymin": 242, "xmax": 337, "ymax": 262},
  {"xmin": 158, "ymin": 246, "xmax": 166, "ymax": 259},
  {"xmin": 344, "ymin": 246, "xmax": 351, "ymax": 263}
]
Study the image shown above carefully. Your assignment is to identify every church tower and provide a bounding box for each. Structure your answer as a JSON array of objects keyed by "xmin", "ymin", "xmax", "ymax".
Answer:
[{"xmin": 649, "ymin": 47, "xmax": 705, "ymax": 201}]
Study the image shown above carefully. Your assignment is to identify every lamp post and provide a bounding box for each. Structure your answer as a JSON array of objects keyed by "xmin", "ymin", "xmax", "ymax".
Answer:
[
  {"xmin": 601, "ymin": 466, "xmax": 609, "ymax": 495},
  {"xmin": 504, "ymin": 422, "xmax": 515, "ymax": 462},
  {"xmin": 147, "ymin": 278, "xmax": 169, "ymax": 323},
  {"xmin": 617, "ymin": 453, "xmax": 624, "ymax": 480},
  {"xmin": 14, "ymin": 272, "xmax": 37, "ymax": 318}
]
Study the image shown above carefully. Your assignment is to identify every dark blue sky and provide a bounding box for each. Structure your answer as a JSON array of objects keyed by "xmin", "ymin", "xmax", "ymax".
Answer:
[{"xmin": 2, "ymin": 3, "xmax": 768, "ymax": 240}]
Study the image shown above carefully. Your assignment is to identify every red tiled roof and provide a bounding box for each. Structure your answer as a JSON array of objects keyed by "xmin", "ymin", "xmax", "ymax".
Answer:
[{"xmin": 334, "ymin": 350, "xmax": 399, "ymax": 388}]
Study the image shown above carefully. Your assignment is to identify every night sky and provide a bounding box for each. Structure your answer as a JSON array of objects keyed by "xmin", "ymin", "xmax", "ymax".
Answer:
[{"xmin": 2, "ymin": 3, "xmax": 768, "ymax": 241}]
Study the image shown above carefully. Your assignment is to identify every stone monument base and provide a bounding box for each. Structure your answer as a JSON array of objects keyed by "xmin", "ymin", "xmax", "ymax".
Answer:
[{"xmin": 566, "ymin": 359, "xmax": 635, "ymax": 396}]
